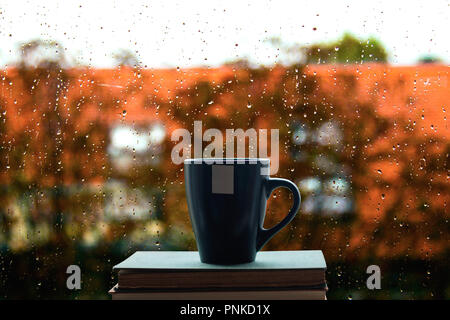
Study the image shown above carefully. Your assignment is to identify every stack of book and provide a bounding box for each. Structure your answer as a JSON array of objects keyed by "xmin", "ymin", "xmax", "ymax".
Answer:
[{"xmin": 109, "ymin": 250, "xmax": 327, "ymax": 300}]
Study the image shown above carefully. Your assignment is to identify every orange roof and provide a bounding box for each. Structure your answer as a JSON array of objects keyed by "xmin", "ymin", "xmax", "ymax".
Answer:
[
  {"xmin": 304, "ymin": 63, "xmax": 449, "ymax": 138},
  {"xmin": 3, "ymin": 64, "xmax": 447, "ymax": 135}
]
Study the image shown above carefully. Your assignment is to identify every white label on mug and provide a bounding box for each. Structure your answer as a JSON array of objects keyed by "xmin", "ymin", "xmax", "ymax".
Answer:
[{"xmin": 212, "ymin": 165, "xmax": 234, "ymax": 194}]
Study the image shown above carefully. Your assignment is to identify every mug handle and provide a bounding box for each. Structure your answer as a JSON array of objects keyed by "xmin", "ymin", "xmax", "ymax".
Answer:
[{"xmin": 256, "ymin": 178, "xmax": 301, "ymax": 251}]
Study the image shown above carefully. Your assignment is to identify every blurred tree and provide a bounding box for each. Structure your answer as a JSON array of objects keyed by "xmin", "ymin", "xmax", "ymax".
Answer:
[
  {"xmin": 223, "ymin": 58, "xmax": 252, "ymax": 69},
  {"xmin": 302, "ymin": 33, "xmax": 388, "ymax": 64},
  {"xmin": 112, "ymin": 49, "xmax": 141, "ymax": 68},
  {"xmin": 18, "ymin": 39, "xmax": 68, "ymax": 69},
  {"xmin": 417, "ymin": 55, "xmax": 442, "ymax": 64}
]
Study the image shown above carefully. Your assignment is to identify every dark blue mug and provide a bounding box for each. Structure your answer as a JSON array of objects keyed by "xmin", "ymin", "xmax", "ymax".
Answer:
[{"xmin": 184, "ymin": 158, "xmax": 301, "ymax": 264}]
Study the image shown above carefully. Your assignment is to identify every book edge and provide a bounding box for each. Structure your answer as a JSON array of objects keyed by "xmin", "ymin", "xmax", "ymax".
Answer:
[{"xmin": 113, "ymin": 250, "xmax": 326, "ymax": 270}]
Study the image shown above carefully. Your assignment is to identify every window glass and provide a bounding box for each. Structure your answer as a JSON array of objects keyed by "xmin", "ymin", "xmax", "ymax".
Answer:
[{"xmin": 0, "ymin": 0, "xmax": 448, "ymax": 299}]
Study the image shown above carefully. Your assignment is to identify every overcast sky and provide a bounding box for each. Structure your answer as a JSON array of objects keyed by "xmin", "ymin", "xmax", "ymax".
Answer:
[{"xmin": 0, "ymin": 0, "xmax": 448, "ymax": 68}]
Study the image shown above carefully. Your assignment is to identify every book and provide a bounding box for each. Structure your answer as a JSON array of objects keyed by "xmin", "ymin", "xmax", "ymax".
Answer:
[
  {"xmin": 113, "ymin": 250, "xmax": 326, "ymax": 290},
  {"xmin": 109, "ymin": 284, "xmax": 327, "ymax": 300}
]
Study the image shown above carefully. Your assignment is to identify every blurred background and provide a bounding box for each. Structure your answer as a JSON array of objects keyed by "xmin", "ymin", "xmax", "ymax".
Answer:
[{"xmin": 0, "ymin": 0, "xmax": 448, "ymax": 299}]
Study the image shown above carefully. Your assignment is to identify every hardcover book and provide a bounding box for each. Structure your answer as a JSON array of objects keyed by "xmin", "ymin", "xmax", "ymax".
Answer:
[
  {"xmin": 113, "ymin": 250, "xmax": 327, "ymax": 289},
  {"xmin": 111, "ymin": 250, "xmax": 327, "ymax": 300}
]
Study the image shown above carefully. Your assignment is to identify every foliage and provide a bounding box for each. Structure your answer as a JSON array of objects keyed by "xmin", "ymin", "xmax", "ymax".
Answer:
[
  {"xmin": 301, "ymin": 33, "xmax": 388, "ymax": 64},
  {"xmin": 417, "ymin": 55, "xmax": 443, "ymax": 64}
]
